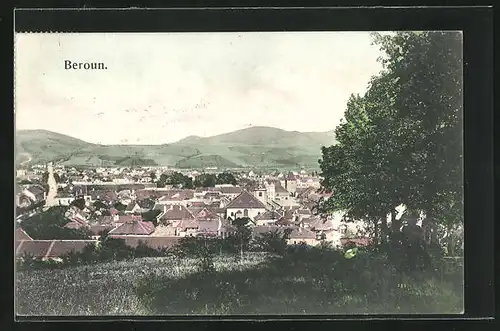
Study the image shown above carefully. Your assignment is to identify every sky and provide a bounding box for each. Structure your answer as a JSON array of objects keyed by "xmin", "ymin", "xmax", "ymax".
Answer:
[{"xmin": 15, "ymin": 32, "xmax": 385, "ymax": 145}]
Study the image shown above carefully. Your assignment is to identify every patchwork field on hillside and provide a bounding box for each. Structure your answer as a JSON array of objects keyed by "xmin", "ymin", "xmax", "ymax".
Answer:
[{"xmin": 16, "ymin": 127, "xmax": 336, "ymax": 169}]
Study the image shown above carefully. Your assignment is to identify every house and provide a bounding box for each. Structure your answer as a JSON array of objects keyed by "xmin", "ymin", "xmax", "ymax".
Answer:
[
  {"xmin": 157, "ymin": 190, "xmax": 195, "ymax": 206},
  {"xmin": 273, "ymin": 182, "xmax": 290, "ymax": 201},
  {"xmin": 254, "ymin": 210, "xmax": 282, "ymax": 226},
  {"xmin": 23, "ymin": 185, "xmax": 46, "ymax": 203},
  {"xmin": 202, "ymin": 192, "xmax": 221, "ymax": 203},
  {"xmin": 108, "ymin": 220, "xmax": 155, "ymax": 236},
  {"xmin": 218, "ymin": 186, "xmax": 243, "ymax": 199},
  {"xmin": 150, "ymin": 224, "xmax": 177, "ymax": 237},
  {"xmin": 225, "ymin": 191, "xmax": 267, "ymax": 221},
  {"xmin": 89, "ymin": 224, "xmax": 116, "ymax": 239},
  {"xmin": 54, "ymin": 193, "xmax": 75, "ymax": 206},
  {"xmin": 124, "ymin": 201, "xmax": 142, "ymax": 214},
  {"xmin": 280, "ymin": 173, "xmax": 298, "ymax": 195},
  {"xmin": 251, "ymin": 225, "xmax": 317, "ymax": 246},
  {"xmin": 89, "ymin": 190, "xmax": 118, "ymax": 204},
  {"xmin": 64, "ymin": 219, "xmax": 88, "ymax": 230},
  {"xmin": 175, "ymin": 219, "xmax": 199, "ymax": 237},
  {"xmin": 296, "ymin": 187, "xmax": 315, "ymax": 201},
  {"xmin": 194, "ymin": 208, "xmax": 224, "ymax": 237},
  {"xmin": 159, "ymin": 205, "xmax": 196, "ymax": 227},
  {"xmin": 287, "ymin": 227, "xmax": 318, "ymax": 246}
]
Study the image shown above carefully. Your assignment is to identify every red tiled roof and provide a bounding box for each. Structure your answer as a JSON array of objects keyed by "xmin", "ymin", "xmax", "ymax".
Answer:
[
  {"xmin": 254, "ymin": 210, "xmax": 281, "ymax": 221},
  {"xmin": 15, "ymin": 228, "xmax": 33, "ymax": 241},
  {"xmin": 275, "ymin": 218, "xmax": 294, "ymax": 226},
  {"xmin": 158, "ymin": 190, "xmax": 195, "ymax": 201},
  {"xmin": 204, "ymin": 191, "xmax": 221, "ymax": 197},
  {"xmin": 274, "ymin": 183, "xmax": 289, "ymax": 194},
  {"xmin": 219, "ymin": 186, "xmax": 243, "ymax": 195},
  {"xmin": 226, "ymin": 191, "xmax": 267, "ymax": 209},
  {"xmin": 109, "ymin": 208, "xmax": 119, "ymax": 215},
  {"xmin": 160, "ymin": 205, "xmax": 195, "ymax": 221},
  {"xmin": 117, "ymin": 215, "xmax": 143, "ymax": 224},
  {"xmin": 289, "ymin": 228, "xmax": 317, "ymax": 239},
  {"xmin": 197, "ymin": 219, "xmax": 221, "ymax": 233},
  {"xmin": 195, "ymin": 208, "xmax": 220, "ymax": 222},
  {"xmin": 109, "ymin": 220, "xmax": 155, "ymax": 235},
  {"xmin": 190, "ymin": 201, "xmax": 207, "ymax": 207},
  {"xmin": 15, "ymin": 240, "xmax": 98, "ymax": 258},
  {"xmin": 47, "ymin": 240, "xmax": 97, "ymax": 257},
  {"xmin": 297, "ymin": 208, "xmax": 312, "ymax": 215},
  {"xmin": 89, "ymin": 224, "xmax": 116, "ymax": 235},
  {"xmin": 135, "ymin": 189, "xmax": 165, "ymax": 200},
  {"xmin": 176, "ymin": 219, "xmax": 199, "ymax": 229},
  {"xmin": 309, "ymin": 218, "xmax": 334, "ymax": 231},
  {"xmin": 16, "ymin": 241, "xmax": 52, "ymax": 258}
]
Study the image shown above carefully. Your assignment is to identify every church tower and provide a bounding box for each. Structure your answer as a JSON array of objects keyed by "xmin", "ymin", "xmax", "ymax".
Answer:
[{"xmin": 253, "ymin": 185, "xmax": 268, "ymax": 206}]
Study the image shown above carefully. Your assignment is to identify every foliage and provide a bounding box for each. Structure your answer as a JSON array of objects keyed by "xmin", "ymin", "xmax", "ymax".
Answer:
[
  {"xmin": 141, "ymin": 209, "xmax": 162, "ymax": 226},
  {"xmin": 193, "ymin": 173, "xmax": 217, "ymax": 188},
  {"xmin": 157, "ymin": 172, "xmax": 193, "ymax": 189},
  {"xmin": 230, "ymin": 217, "xmax": 253, "ymax": 257},
  {"xmin": 113, "ymin": 202, "xmax": 127, "ymax": 212},
  {"xmin": 92, "ymin": 200, "xmax": 108, "ymax": 210},
  {"xmin": 319, "ymin": 31, "xmax": 463, "ymax": 248},
  {"xmin": 216, "ymin": 172, "xmax": 237, "ymax": 186},
  {"xmin": 252, "ymin": 228, "xmax": 292, "ymax": 255},
  {"xmin": 70, "ymin": 198, "xmax": 86, "ymax": 210}
]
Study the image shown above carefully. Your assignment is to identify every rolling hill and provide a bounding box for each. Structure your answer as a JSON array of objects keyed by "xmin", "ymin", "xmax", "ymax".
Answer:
[{"xmin": 15, "ymin": 127, "xmax": 337, "ymax": 169}]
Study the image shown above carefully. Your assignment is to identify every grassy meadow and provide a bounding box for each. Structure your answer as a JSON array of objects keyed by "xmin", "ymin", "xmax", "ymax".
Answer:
[{"xmin": 15, "ymin": 249, "xmax": 463, "ymax": 316}]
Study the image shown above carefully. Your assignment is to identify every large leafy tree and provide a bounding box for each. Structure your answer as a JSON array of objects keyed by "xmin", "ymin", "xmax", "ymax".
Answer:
[
  {"xmin": 216, "ymin": 172, "xmax": 237, "ymax": 186},
  {"xmin": 157, "ymin": 172, "xmax": 194, "ymax": 189},
  {"xmin": 193, "ymin": 174, "xmax": 217, "ymax": 188},
  {"xmin": 320, "ymin": 31, "xmax": 463, "ymax": 247}
]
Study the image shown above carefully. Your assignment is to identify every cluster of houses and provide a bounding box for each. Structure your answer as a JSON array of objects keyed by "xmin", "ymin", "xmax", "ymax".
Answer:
[{"xmin": 15, "ymin": 166, "xmax": 371, "ymax": 261}]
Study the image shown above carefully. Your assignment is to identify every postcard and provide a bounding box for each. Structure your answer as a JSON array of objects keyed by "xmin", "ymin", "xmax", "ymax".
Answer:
[{"xmin": 14, "ymin": 30, "xmax": 464, "ymax": 316}]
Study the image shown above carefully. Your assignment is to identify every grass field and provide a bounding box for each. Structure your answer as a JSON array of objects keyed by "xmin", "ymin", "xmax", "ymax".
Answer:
[{"xmin": 15, "ymin": 250, "xmax": 463, "ymax": 316}]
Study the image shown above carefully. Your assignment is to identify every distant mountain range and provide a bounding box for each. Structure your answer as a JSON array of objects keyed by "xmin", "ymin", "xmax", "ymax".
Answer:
[{"xmin": 16, "ymin": 126, "xmax": 337, "ymax": 169}]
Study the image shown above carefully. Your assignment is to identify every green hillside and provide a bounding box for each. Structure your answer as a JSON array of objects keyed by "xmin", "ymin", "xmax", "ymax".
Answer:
[{"xmin": 15, "ymin": 127, "xmax": 336, "ymax": 169}]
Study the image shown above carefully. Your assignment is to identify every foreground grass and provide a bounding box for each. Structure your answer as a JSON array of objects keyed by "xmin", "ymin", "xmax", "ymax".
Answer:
[
  {"xmin": 16, "ymin": 251, "xmax": 463, "ymax": 316},
  {"xmin": 16, "ymin": 253, "xmax": 271, "ymax": 316}
]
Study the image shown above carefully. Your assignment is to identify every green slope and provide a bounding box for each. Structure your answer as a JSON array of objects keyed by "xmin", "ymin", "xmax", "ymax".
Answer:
[{"xmin": 16, "ymin": 127, "xmax": 336, "ymax": 169}]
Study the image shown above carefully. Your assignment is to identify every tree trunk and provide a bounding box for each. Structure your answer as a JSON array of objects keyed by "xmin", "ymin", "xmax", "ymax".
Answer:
[
  {"xmin": 390, "ymin": 210, "xmax": 401, "ymax": 233},
  {"xmin": 447, "ymin": 227, "xmax": 455, "ymax": 257},
  {"xmin": 427, "ymin": 212, "xmax": 439, "ymax": 247},
  {"xmin": 380, "ymin": 217, "xmax": 388, "ymax": 243}
]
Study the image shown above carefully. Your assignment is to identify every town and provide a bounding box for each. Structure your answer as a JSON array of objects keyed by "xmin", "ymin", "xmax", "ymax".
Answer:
[{"xmin": 15, "ymin": 163, "xmax": 370, "ymax": 260}]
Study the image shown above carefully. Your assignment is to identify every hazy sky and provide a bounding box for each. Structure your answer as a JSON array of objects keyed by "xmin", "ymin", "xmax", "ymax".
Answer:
[{"xmin": 15, "ymin": 32, "xmax": 384, "ymax": 145}]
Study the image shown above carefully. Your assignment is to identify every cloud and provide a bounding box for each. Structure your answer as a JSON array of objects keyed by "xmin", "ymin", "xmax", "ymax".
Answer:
[{"xmin": 14, "ymin": 32, "xmax": 384, "ymax": 144}]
